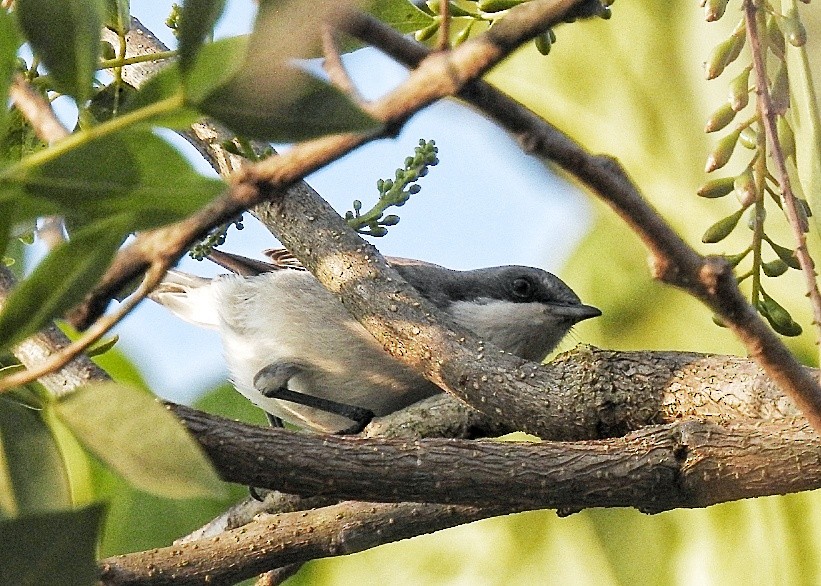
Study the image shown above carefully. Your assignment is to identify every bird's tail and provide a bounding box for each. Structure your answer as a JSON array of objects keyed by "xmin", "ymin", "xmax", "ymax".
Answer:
[{"xmin": 150, "ymin": 270, "xmax": 221, "ymax": 329}]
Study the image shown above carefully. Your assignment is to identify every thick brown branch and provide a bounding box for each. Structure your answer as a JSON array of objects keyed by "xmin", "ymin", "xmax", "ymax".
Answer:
[
  {"xmin": 171, "ymin": 401, "xmax": 818, "ymax": 512},
  {"xmin": 100, "ymin": 500, "xmax": 496, "ymax": 586}
]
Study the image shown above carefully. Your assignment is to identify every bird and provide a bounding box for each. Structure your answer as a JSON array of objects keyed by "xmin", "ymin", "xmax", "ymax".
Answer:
[{"xmin": 151, "ymin": 249, "xmax": 601, "ymax": 434}]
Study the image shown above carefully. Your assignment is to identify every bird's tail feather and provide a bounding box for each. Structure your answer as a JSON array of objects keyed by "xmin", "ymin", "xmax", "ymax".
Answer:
[{"xmin": 150, "ymin": 270, "xmax": 221, "ymax": 329}]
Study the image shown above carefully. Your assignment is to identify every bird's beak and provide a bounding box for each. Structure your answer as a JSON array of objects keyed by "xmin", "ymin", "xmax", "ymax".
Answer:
[{"xmin": 550, "ymin": 303, "xmax": 602, "ymax": 323}]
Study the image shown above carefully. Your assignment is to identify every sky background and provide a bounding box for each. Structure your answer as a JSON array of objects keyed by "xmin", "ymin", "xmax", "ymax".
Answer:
[{"xmin": 51, "ymin": 1, "xmax": 593, "ymax": 403}]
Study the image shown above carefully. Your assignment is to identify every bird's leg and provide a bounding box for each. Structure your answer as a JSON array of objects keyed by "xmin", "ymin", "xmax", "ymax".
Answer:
[{"xmin": 253, "ymin": 362, "xmax": 374, "ymax": 434}]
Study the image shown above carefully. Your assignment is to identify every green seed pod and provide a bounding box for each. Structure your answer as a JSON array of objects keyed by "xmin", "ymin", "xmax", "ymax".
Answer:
[
  {"xmin": 100, "ymin": 41, "xmax": 117, "ymax": 61},
  {"xmin": 427, "ymin": 1, "xmax": 475, "ymax": 17},
  {"xmin": 770, "ymin": 63, "xmax": 790, "ymax": 115},
  {"xmin": 454, "ymin": 21, "xmax": 474, "ymax": 46},
  {"xmin": 724, "ymin": 248, "xmax": 751, "ymax": 266},
  {"xmin": 767, "ymin": 15, "xmax": 786, "ymax": 56},
  {"xmin": 353, "ymin": 199, "xmax": 362, "ymax": 211},
  {"xmin": 712, "ymin": 315, "xmax": 728, "ymax": 328},
  {"xmin": 739, "ymin": 126, "xmax": 759, "ymax": 149},
  {"xmin": 762, "ymin": 258, "xmax": 789, "ymax": 277},
  {"xmin": 705, "ymin": 128, "xmax": 742, "ymax": 172},
  {"xmin": 382, "ymin": 214, "xmax": 401, "ymax": 226},
  {"xmin": 777, "ymin": 116, "xmax": 795, "ymax": 159},
  {"xmin": 728, "ymin": 66, "xmax": 752, "ymax": 111},
  {"xmin": 734, "ymin": 167, "xmax": 757, "ymax": 207},
  {"xmin": 704, "ymin": 32, "xmax": 745, "ymax": 79},
  {"xmin": 702, "ymin": 208, "xmax": 744, "ymax": 243},
  {"xmin": 704, "ymin": 0, "xmax": 730, "ymax": 21},
  {"xmin": 415, "ymin": 20, "xmax": 440, "ymax": 42},
  {"xmin": 534, "ymin": 31, "xmax": 553, "ymax": 55},
  {"xmin": 698, "ymin": 176, "xmax": 736, "ymax": 198},
  {"xmin": 758, "ymin": 291, "xmax": 803, "ymax": 336},
  {"xmin": 477, "ymin": 0, "xmax": 525, "ymax": 12},
  {"xmin": 765, "ymin": 237, "xmax": 801, "ymax": 269},
  {"xmin": 369, "ymin": 226, "xmax": 389, "ymax": 237},
  {"xmin": 799, "ymin": 198, "xmax": 812, "ymax": 218},
  {"xmin": 705, "ymin": 102, "xmax": 737, "ymax": 132},
  {"xmin": 746, "ymin": 204, "xmax": 765, "ymax": 230},
  {"xmin": 782, "ymin": 12, "xmax": 807, "ymax": 46}
]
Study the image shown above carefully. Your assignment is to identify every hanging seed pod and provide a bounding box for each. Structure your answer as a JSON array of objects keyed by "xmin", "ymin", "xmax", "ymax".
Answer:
[
  {"xmin": 698, "ymin": 176, "xmax": 736, "ymax": 198},
  {"xmin": 746, "ymin": 205, "xmax": 765, "ymax": 230},
  {"xmin": 758, "ymin": 291, "xmax": 803, "ymax": 336},
  {"xmin": 534, "ymin": 31, "xmax": 553, "ymax": 55},
  {"xmin": 454, "ymin": 20, "xmax": 474, "ymax": 45},
  {"xmin": 728, "ymin": 66, "xmax": 752, "ymax": 111},
  {"xmin": 477, "ymin": 0, "xmax": 525, "ymax": 12},
  {"xmin": 706, "ymin": 128, "xmax": 742, "ymax": 172},
  {"xmin": 770, "ymin": 63, "xmax": 790, "ymax": 115},
  {"xmin": 776, "ymin": 116, "xmax": 796, "ymax": 159},
  {"xmin": 702, "ymin": 208, "xmax": 744, "ymax": 243},
  {"xmin": 799, "ymin": 198, "xmax": 812, "ymax": 217},
  {"xmin": 766, "ymin": 15, "xmax": 786, "ymax": 57},
  {"xmin": 704, "ymin": 0, "xmax": 730, "ymax": 21},
  {"xmin": 762, "ymin": 258, "xmax": 789, "ymax": 277},
  {"xmin": 734, "ymin": 166, "xmax": 757, "ymax": 207},
  {"xmin": 782, "ymin": 11, "xmax": 807, "ymax": 46},
  {"xmin": 712, "ymin": 315, "xmax": 728, "ymax": 327},
  {"xmin": 739, "ymin": 126, "xmax": 758, "ymax": 149},
  {"xmin": 765, "ymin": 237, "xmax": 801, "ymax": 269},
  {"xmin": 704, "ymin": 31, "xmax": 746, "ymax": 79},
  {"xmin": 705, "ymin": 102, "xmax": 737, "ymax": 132},
  {"xmin": 415, "ymin": 20, "xmax": 441, "ymax": 42},
  {"xmin": 724, "ymin": 248, "xmax": 751, "ymax": 266}
]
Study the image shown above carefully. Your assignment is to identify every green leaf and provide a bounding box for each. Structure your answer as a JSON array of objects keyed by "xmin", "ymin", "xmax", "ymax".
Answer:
[
  {"xmin": 181, "ymin": 35, "xmax": 249, "ymax": 105},
  {"xmin": 121, "ymin": 67, "xmax": 200, "ymax": 129},
  {"xmin": 15, "ymin": 0, "xmax": 105, "ymax": 103},
  {"xmin": 7, "ymin": 129, "xmax": 224, "ymax": 229},
  {"xmin": 0, "ymin": 106, "xmax": 48, "ymax": 165},
  {"xmin": 104, "ymin": 0, "xmax": 130, "ymax": 34},
  {"xmin": 199, "ymin": 67, "xmax": 379, "ymax": 141},
  {"xmin": 370, "ymin": 0, "xmax": 435, "ymax": 34},
  {"xmin": 0, "ymin": 503, "xmax": 105, "ymax": 586},
  {"xmin": 87, "ymin": 82, "xmax": 138, "ymax": 124},
  {"xmin": 0, "ymin": 396, "xmax": 72, "ymax": 518},
  {"xmin": 184, "ymin": 9, "xmax": 378, "ymax": 140},
  {"xmin": 52, "ymin": 382, "xmax": 226, "ymax": 499},
  {"xmin": 178, "ymin": 0, "xmax": 227, "ymax": 73},
  {"xmin": 784, "ymin": 0, "xmax": 821, "ymax": 237},
  {"xmin": 0, "ymin": 10, "xmax": 21, "ymax": 140},
  {"xmin": 0, "ymin": 215, "xmax": 128, "ymax": 351}
]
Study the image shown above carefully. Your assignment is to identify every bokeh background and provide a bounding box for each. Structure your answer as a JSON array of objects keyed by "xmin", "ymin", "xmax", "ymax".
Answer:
[{"xmin": 31, "ymin": 1, "xmax": 821, "ymax": 584}]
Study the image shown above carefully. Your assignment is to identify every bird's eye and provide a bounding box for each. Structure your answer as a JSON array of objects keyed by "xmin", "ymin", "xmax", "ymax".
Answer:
[{"xmin": 511, "ymin": 277, "xmax": 534, "ymax": 299}]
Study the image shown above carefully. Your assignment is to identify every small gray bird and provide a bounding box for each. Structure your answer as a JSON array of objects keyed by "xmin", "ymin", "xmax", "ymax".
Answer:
[{"xmin": 152, "ymin": 249, "xmax": 600, "ymax": 433}]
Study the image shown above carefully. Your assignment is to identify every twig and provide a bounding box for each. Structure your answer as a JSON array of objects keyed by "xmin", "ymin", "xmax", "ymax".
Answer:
[
  {"xmin": 438, "ymin": 0, "xmax": 451, "ymax": 51},
  {"xmin": 321, "ymin": 25, "xmax": 362, "ymax": 101},
  {"xmin": 99, "ymin": 500, "xmax": 496, "ymax": 586},
  {"xmin": 9, "ymin": 74, "xmax": 69, "ymax": 143},
  {"xmin": 744, "ymin": 1, "xmax": 821, "ymax": 375}
]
